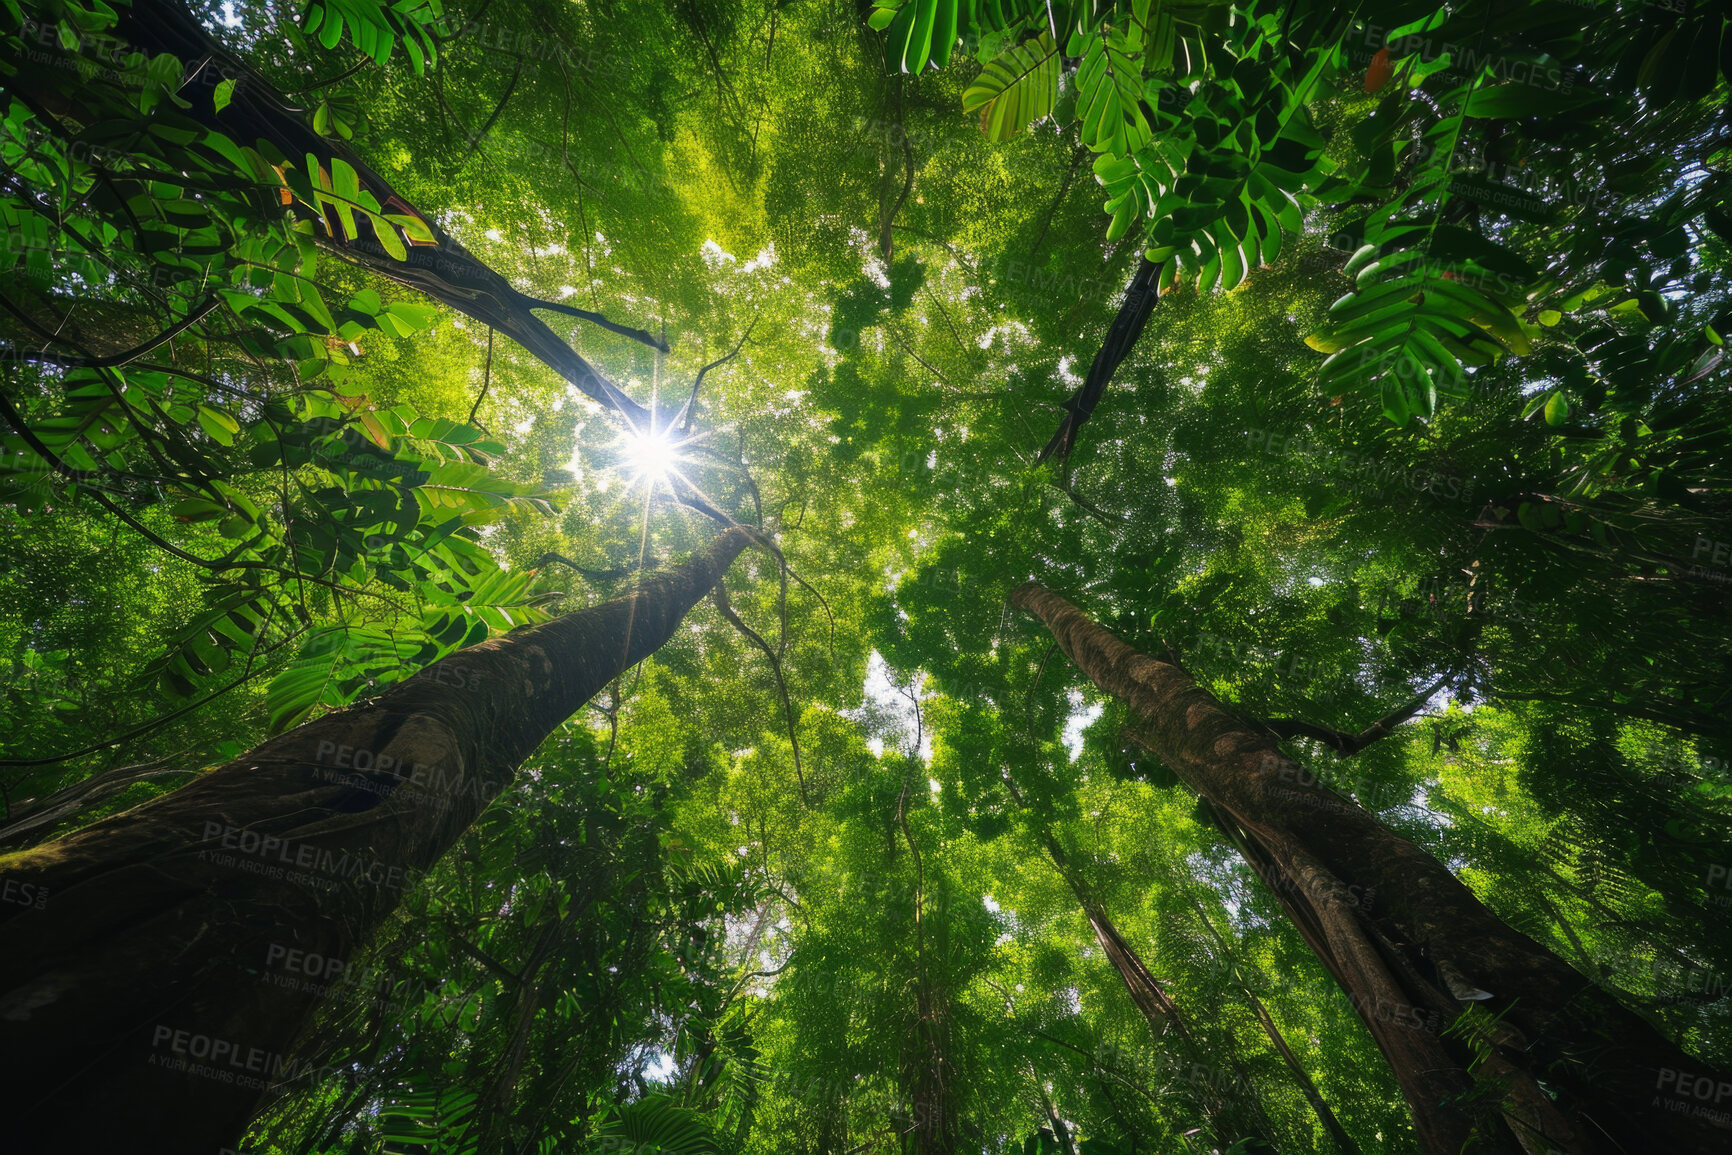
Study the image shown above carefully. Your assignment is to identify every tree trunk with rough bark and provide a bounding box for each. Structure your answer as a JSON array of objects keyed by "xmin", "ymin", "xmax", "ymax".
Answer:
[
  {"xmin": 1011, "ymin": 580, "xmax": 1731, "ymax": 1155},
  {"xmin": 0, "ymin": 527, "xmax": 754, "ymax": 1154},
  {"xmin": 10, "ymin": 0, "xmax": 660, "ymax": 427}
]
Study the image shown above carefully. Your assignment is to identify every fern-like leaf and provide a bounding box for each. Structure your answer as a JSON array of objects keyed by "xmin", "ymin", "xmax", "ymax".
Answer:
[{"xmin": 962, "ymin": 33, "xmax": 1061, "ymax": 142}]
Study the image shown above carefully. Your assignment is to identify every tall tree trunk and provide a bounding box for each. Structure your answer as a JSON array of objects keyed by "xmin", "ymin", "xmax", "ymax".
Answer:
[
  {"xmin": 1011, "ymin": 581, "xmax": 1731, "ymax": 1155},
  {"xmin": 904, "ymin": 975, "xmax": 957, "ymax": 1155},
  {"xmin": 898, "ymin": 762, "xmax": 956, "ymax": 1155},
  {"xmin": 0, "ymin": 527, "xmax": 754, "ymax": 1154},
  {"xmin": 14, "ymin": 0, "xmax": 660, "ymax": 426}
]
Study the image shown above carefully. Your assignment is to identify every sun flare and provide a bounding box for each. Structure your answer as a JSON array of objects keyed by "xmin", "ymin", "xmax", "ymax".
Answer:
[{"xmin": 624, "ymin": 426, "xmax": 680, "ymax": 484}]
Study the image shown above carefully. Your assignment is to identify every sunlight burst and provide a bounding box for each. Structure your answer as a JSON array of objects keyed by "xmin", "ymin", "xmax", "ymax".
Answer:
[{"xmin": 623, "ymin": 426, "xmax": 680, "ymax": 484}]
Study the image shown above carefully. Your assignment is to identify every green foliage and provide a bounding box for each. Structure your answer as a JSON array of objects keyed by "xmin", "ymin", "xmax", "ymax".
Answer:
[
  {"xmin": 962, "ymin": 33, "xmax": 1059, "ymax": 142},
  {"xmin": 301, "ymin": 0, "xmax": 446, "ymax": 73},
  {"xmin": 592, "ymin": 1095, "xmax": 725, "ymax": 1154},
  {"xmin": 5, "ymin": 0, "xmax": 1732, "ymax": 1152},
  {"xmin": 881, "ymin": 0, "xmax": 1732, "ymax": 427}
]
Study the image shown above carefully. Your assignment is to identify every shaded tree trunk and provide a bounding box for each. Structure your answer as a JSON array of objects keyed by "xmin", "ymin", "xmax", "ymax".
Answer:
[
  {"xmin": 904, "ymin": 974, "xmax": 957, "ymax": 1155},
  {"xmin": 0, "ymin": 527, "xmax": 754, "ymax": 1154},
  {"xmin": 898, "ymin": 761, "xmax": 957, "ymax": 1155},
  {"xmin": 1011, "ymin": 581, "xmax": 1731, "ymax": 1155},
  {"xmin": 1037, "ymin": 257, "xmax": 1161, "ymax": 464},
  {"xmin": 13, "ymin": 0, "xmax": 661, "ymax": 427}
]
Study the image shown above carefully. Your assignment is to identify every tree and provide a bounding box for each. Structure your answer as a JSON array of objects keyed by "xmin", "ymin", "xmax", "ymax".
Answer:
[
  {"xmin": 1011, "ymin": 579, "xmax": 1730, "ymax": 1154},
  {"xmin": 5, "ymin": 0, "xmax": 1731, "ymax": 1150},
  {"xmin": 0, "ymin": 526, "xmax": 754, "ymax": 1153}
]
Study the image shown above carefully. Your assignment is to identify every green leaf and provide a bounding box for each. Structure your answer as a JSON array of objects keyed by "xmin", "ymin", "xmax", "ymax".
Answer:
[
  {"xmin": 1463, "ymin": 83, "xmax": 1601, "ymax": 120},
  {"xmin": 1544, "ymin": 391, "xmax": 1572, "ymax": 426},
  {"xmin": 962, "ymin": 34, "xmax": 1060, "ymax": 142},
  {"xmin": 197, "ymin": 405, "xmax": 241, "ymax": 446}
]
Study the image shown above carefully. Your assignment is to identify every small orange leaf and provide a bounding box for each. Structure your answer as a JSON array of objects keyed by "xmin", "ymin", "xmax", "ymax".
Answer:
[
  {"xmin": 359, "ymin": 412, "xmax": 390, "ymax": 448},
  {"xmin": 1364, "ymin": 48, "xmax": 1393, "ymax": 93}
]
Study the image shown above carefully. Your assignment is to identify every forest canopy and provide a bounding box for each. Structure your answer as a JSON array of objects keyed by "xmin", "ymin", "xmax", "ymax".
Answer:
[{"xmin": 2, "ymin": 1, "xmax": 1731, "ymax": 1153}]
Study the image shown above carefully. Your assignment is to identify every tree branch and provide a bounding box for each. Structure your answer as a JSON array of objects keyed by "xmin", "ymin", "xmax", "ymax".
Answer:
[
  {"xmin": 0, "ymin": 296, "xmax": 220, "ymax": 367},
  {"xmin": 516, "ymin": 291, "xmax": 669, "ymax": 352},
  {"xmin": 532, "ymin": 551, "xmax": 648, "ymax": 582},
  {"xmin": 677, "ymin": 312, "xmax": 759, "ymax": 433},
  {"xmin": 1038, "ymin": 258, "xmax": 1162, "ymax": 465},
  {"xmin": 1260, "ymin": 670, "xmax": 1455, "ymax": 756},
  {"xmin": 468, "ymin": 326, "xmax": 494, "ymax": 427},
  {"xmin": 712, "ymin": 582, "xmax": 808, "ymax": 804}
]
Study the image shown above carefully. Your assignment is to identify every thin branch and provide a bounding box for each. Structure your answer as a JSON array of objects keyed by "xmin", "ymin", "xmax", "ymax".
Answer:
[
  {"xmin": 879, "ymin": 110, "xmax": 917, "ymax": 260},
  {"xmin": 1059, "ymin": 479, "xmax": 1122, "ymax": 527},
  {"xmin": 677, "ymin": 312, "xmax": 760, "ymax": 433},
  {"xmin": 1029, "ymin": 147, "xmax": 1086, "ymax": 259},
  {"xmin": 283, "ymin": 57, "xmax": 372, "ymax": 95},
  {"xmin": 532, "ymin": 551, "xmax": 649, "ymax": 582},
  {"xmin": 468, "ymin": 326, "xmax": 494, "ymax": 427},
  {"xmin": 886, "ymin": 323, "xmax": 953, "ymax": 385},
  {"xmin": 433, "ymin": 0, "xmax": 497, "ymax": 43},
  {"xmin": 713, "ymin": 582, "xmax": 808, "ymax": 805},
  {"xmin": 455, "ymin": 55, "xmax": 525, "ymax": 171},
  {"xmin": 0, "ymin": 756, "xmax": 189, "ymax": 844},
  {"xmin": 516, "ymin": 291, "xmax": 669, "ymax": 352},
  {"xmin": 1259, "ymin": 669, "xmax": 1455, "ymax": 756},
  {"xmin": 444, "ymin": 924, "xmax": 522, "ymax": 985},
  {"xmin": 0, "ymin": 610, "xmax": 292, "ymax": 769},
  {"xmin": 0, "ymin": 387, "xmax": 407, "ymax": 606}
]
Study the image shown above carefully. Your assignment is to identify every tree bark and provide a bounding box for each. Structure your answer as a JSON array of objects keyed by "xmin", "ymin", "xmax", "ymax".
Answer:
[
  {"xmin": 13, "ymin": 0, "xmax": 660, "ymax": 427},
  {"xmin": 0, "ymin": 527, "xmax": 754, "ymax": 1153},
  {"xmin": 1011, "ymin": 581, "xmax": 1731, "ymax": 1155}
]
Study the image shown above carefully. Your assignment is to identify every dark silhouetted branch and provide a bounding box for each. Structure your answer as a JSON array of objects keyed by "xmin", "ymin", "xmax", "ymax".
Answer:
[
  {"xmin": 1038, "ymin": 258, "xmax": 1161, "ymax": 465},
  {"xmin": 1261, "ymin": 670, "xmax": 1455, "ymax": 756}
]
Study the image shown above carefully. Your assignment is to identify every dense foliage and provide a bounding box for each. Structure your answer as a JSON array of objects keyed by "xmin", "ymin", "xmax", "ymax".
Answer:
[{"xmin": 2, "ymin": 0, "xmax": 1730, "ymax": 1151}]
